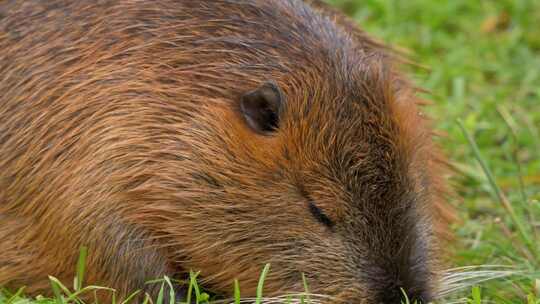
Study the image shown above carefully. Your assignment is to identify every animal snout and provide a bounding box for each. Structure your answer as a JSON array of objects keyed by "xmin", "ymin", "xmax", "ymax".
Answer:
[{"xmin": 373, "ymin": 281, "xmax": 432, "ymax": 304}]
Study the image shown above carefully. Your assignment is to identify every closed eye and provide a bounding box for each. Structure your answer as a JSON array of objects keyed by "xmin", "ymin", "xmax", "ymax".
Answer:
[{"xmin": 308, "ymin": 201, "xmax": 335, "ymax": 229}]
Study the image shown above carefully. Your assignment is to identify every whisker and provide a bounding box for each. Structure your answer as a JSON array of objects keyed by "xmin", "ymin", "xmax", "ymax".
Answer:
[
  {"xmin": 436, "ymin": 265, "xmax": 532, "ymax": 298},
  {"xmin": 439, "ymin": 264, "xmax": 519, "ymax": 273},
  {"xmin": 214, "ymin": 293, "xmax": 332, "ymax": 304}
]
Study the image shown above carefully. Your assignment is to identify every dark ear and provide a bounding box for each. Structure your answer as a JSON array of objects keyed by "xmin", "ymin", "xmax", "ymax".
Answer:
[{"xmin": 240, "ymin": 81, "xmax": 284, "ymax": 134}]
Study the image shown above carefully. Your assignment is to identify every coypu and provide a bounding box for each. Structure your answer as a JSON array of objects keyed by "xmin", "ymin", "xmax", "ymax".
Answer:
[{"xmin": 0, "ymin": 0, "xmax": 453, "ymax": 303}]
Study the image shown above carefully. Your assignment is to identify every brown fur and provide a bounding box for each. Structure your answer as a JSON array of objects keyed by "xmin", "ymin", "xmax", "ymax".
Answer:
[{"xmin": 0, "ymin": 1, "xmax": 452, "ymax": 303}]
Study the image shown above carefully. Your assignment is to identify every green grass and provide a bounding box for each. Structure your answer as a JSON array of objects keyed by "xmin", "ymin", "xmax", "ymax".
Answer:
[
  {"xmin": 0, "ymin": 256, "xmax": 308, "ymax": 304},
  {"xmin": 1, "ymin": 0, "xmax": 539, "ymax": 303}
]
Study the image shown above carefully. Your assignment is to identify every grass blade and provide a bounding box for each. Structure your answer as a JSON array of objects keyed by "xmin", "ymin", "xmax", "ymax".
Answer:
[
  {"xmin": 49, "ymin": 276, "xmax": 66, "ymax": 304},
  {"xmin": 234, "ymin": 279, "xmax": 241, "ymax": 304},
  {"xmin": 4, "ymin": 286, "xmax": 25, "ymax": 304},
  {"xmin": 255, "ymin": 264, "xmax": 270, "ymax": 304},
  {"xmin": 301, "ymin": 273, "xmax": 310, "ymax": 304},
  {"xmin": 457, "ymin": 119, "xmax": 538, "ymax": 260},
  {"xmin": 75, "ymin": 246, "xmax": 88, "ymax": 291},
  {"xmin": 163, "ymin": 276, "xmax": 176, "ymax": 304},
  {"xmin": 67, "ymin": 285, "xmax": 115, "ymax": 302},
  {"xmin": 120, "ymin": 290, "xmax": 141, "ymax": 304},
  {"xmin": 156, "ymin": 282, "xmax": 165, "ymax": 304},
  {"xmin": 468, "ymin": 286, "xmax": 481, "ymax": 304},
  {"xmin": 189, "ymin": 270, "xmax": 202, "ymax": 303}
]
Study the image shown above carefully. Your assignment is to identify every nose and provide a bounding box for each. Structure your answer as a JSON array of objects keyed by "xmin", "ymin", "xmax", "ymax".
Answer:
[
  {"xmin": 376, "ymin": 285, "xmax": 432, "ymax": 304},
  {"xmin": 366, "ymin": 267, "xmax": 434, "ymax": 304},
  {"xmin": 363, "ymin": 257, "xmax": 434, "ymax": 304},
  {"xmin": 363, "ymin": 218, "xmax": 434, "ymax": 303}
]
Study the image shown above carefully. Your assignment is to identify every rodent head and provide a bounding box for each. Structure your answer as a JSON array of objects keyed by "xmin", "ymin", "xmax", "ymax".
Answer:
[
  {"xmin": 121, "ymin": 2, "xmax": 449, "ymax": 303},
  {"xmin": 137, "ymin": 58, "xmax": 446, "ymax": 304}
]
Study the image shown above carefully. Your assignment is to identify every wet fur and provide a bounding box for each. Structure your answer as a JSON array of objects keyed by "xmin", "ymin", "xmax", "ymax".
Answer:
[{"xmin": 0, "ymin": 0, "xmax": 452, "ymax": 303}]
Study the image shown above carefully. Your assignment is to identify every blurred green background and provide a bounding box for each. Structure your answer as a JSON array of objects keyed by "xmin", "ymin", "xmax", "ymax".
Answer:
[{"xmin": 327, "ymin": 0, "xmax": 540, "ymax": 302}]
